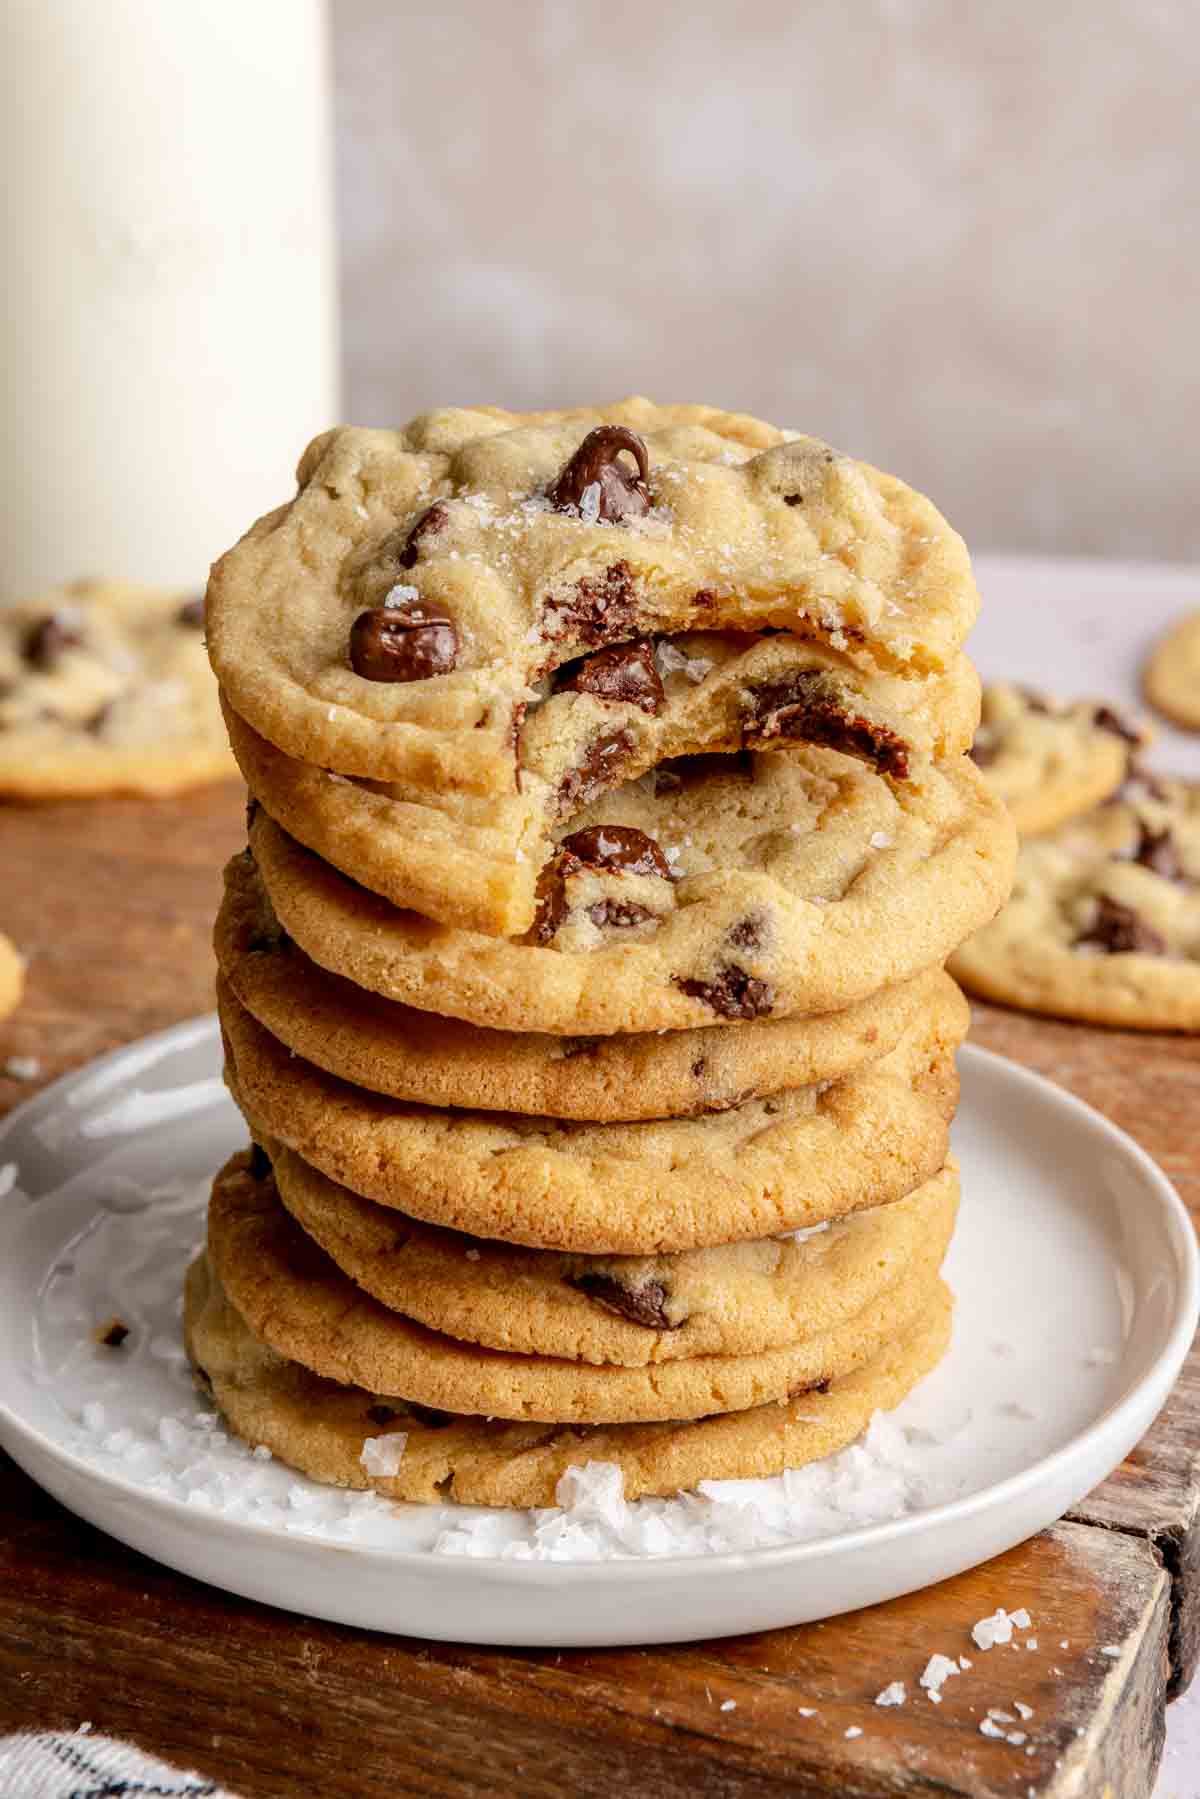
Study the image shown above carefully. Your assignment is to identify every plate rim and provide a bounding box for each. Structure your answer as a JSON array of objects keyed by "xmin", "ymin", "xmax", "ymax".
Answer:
[{"xmin": 0, "ymin": 1021, "xmax": 1195, "ymax": 1587}]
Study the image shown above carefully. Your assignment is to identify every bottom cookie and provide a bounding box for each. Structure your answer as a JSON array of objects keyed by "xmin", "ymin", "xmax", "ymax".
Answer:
[{"xmin": 184, "ymin": 1254, "xmax": 953, "ymax": 1509}]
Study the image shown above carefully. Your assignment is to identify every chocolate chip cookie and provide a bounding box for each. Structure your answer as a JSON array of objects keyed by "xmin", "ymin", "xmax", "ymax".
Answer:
[
  {"xmin": 1143, "ymin": 609, "xmax": 1200, "ymax": 730},
  {"xmin": 216, "ymin": 847, "xmax": 952, "ymax": 1120},
  {"xmin": 951, "ymin": 774, "xmax": 1200, "ymax": 1028},
  {"xmin": 185, "ymin": 1250, "xmax": 953, "ymax": 1507},
  {"xmin": 245, "ymin": 745, "xmax": 1013, "ymax": 1034},
  {"xmin": 204, "ymin": 1154, "xmax": 949, "ymax": 1423},
  {"xmin": 206, "ymin": 401, "xmax": 980, "ymax": 802},
  {"xmin": 970, "ymin": 682, "xmax": 1148, "ymax": 836},
  {"xmin": 264, "ymin": 1136, "xmax": 959, "ymax": 1365},
  {"xmin": 219, "ymin": 977, "xmax": 965, "ymax": 1253},
  {"xmin": 224, "ymin": 639, "xmax": 981, "ymax": 936},
  {"xmin": 0, "ymin": 580, "xmax": 235, "ymax": 796}
]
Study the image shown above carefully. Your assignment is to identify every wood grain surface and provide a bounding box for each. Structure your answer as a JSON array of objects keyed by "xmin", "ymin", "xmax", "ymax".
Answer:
[{"xmin": 0, "ymin": 782, "xmax": 1196, "ymax": 1798}]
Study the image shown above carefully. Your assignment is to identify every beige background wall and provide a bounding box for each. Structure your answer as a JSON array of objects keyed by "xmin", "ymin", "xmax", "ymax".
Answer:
[{"xmin": 331, "ymin": 0, "xmax": 1197, "ymax": 561}]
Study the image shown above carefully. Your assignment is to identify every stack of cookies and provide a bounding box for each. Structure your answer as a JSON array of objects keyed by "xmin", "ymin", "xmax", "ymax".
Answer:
[{"xmin": 191, "ymin": 400, "xmax": 1016, "ymax": 1509}]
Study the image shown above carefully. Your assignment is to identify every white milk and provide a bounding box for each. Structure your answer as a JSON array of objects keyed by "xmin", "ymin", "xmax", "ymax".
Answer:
[{"xmin": 0, "ymin": 0, "xmax": 339, "ymax": 599}]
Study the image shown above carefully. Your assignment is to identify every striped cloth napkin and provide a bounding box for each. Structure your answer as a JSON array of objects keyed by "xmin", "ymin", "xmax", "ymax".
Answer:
[{"xmin": 0, "ymin": 1730, "xmax": 240, "ymax": 1797}]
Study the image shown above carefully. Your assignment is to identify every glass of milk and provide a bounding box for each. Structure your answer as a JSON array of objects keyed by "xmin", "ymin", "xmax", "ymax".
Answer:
[{"xmin": 0, "ymin": 0, "xmax": 339, "ymax": 599}]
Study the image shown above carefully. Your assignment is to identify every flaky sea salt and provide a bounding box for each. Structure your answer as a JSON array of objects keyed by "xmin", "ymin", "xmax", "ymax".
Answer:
[
  {"xmin": 1100, "ymin": 1645, "xmax": 1121, "ymax": 1658},
  {"xmin": 919, "ymin": 1654, "xmax": 960, "ymax": 1702},
  {"xmin": 868, "ymin": 832, "xmax": 892, "ymax": 851},
  {"xmin": 4, "ymin": 1056, "xmax": 40, "ymax": 1081},
  {"xmin": 1014, "ymin": 1701, "xmax": 1033, "ymax": 1720},
  {"xmin": 845, "ymin": 1726, "xmax": 862, "ymax": 1739},
  {"xmin": 972, "ymin": 1607, "xmax": 1031, "ymax": 1650},
  {"xmin": 980, "ymin": 1717, "xmax": 1006, "ymax": 1739},
  {"xmin": 383, "ymin": 584, "xmax": 420, "ymax": 609},
  {"xmin": 360, "ymin": 1433, "xmax": 408, "ymax": 1477},
  {"xmin": 875, "ymin": 1681, "xmax": 906, "ymax": 1707},
  {"xmin": 578, "ymin": 482, "xmax": 602, "ymax": 524},
  {"xmin": 720, "ymin": 1699, "xmax": 736, "ymax": 1712}
]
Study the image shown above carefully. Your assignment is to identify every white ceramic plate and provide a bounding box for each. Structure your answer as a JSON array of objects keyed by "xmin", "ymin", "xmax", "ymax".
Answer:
[{"xmin": 0, "ymin": 1017, "xmax": 1194, "ymax": 1648}]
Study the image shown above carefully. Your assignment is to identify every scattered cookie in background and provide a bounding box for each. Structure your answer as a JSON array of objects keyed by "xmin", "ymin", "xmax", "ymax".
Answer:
[
  {"xmin": 0, "ymin": 579, "xmax": 238, "ymax": 798},
  {"xmin": 970, "ymin": 682, "xmax": 1149, "ymax": 836},
  {"xmin": 951, "ymin": 770, "xmax": 1200, "ymax": 1031},
  {"xmin": 0, "ymin": 932, "xmax": 24, "ymax": 1027},
  {"xmin": 1143, "ymin": 609, "xmax": 1200, "ymax": 731}
]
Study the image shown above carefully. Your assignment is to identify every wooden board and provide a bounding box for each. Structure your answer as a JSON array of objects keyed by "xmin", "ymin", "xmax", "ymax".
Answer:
[{"xmin": 0, "ymin": 783, "xmax": 1196, "ymax": 1798}]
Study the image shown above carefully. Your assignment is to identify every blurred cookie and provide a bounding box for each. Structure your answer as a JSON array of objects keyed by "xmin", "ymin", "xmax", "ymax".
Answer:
[
  {"xmin": 951, "ymin": 774, "xmax": 1200, "ymax": 1029},
  {"xmin": 185, "ymin": 1251, "xmax": 953, "ymax": 1507},
  {"xmin": 970, "ymin": 682, "xmax": 1148, "ymax": 835},
  {"xmin": 1143, "ymin": 610, "xmax": 1200, "ymax": 729},
  {"xmin": 0, "ymin": 932, "xmax": 24, "ymax": 1023},
  {"xmin": 0, "ymin": 580, "xmax": 235, "ymax": 797}
]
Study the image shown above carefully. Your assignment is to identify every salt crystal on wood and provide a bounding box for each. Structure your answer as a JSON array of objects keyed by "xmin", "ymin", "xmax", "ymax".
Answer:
[{"xmin": 875, "ymin": 1681, "xmax": 906, "ymax": 1707}]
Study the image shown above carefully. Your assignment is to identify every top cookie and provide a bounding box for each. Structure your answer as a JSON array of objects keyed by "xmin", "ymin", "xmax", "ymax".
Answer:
[
  {"xmin": 970, "ymin": 682, "xmax": 1148, "ymax": 836},
  {"xmin": 207, "ymin": 399, "xmax": 979, "ymax": 790},
  {"xmin": 0, "ymin": 580, "xmax": 236, "ymax": 798},
  {"xmin": 1143, "ymin": 609, "xmax": 1200, "ymax": 730}
]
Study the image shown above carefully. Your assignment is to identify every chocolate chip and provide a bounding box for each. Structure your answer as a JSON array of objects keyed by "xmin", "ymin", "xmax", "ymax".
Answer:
[
  {"xmin": 691, "ymin": 1057, "xmax": 708, "ymax": 1079},
  {"xmin": 1073, "ymin": 894, "xmax": 1167, "ymax": 956},
  {"xmin": 789, "ymin": 1376, "xmax": 831, "ymax": 1398},
  {"xmin": 367, "ymin": 1404, "xmax": 399, "ymax": 1427},
  {"xmin": 560, "ymin": 1037, "xmax": 601, "ymax": 1060},
  {"xmin": 744, "ymin": 674, "xmax": 909, "ymax": 778},
  {"xmin": 726, "ymin": 913, "xmax": 766, "ymax": 952},
  {"xmin": 674, "ymin": 966, "xmax": 775, "ymax": 1019},
  {"xmin": 549, "ymin": 426, "xmax": 650, "ymax": 523},
  {"xmin": 96, "ymin": 1317, "xmax": 130, "ymax": 1349},
  {"xmin": 24, "ymin": 611, "xmax": 84, "ymax": 670},
  {"xmin": 397, "ymin": 502, "xmax": 451, "ymax": 569},
  {"xmin": 534, "ymin": 825, "xmax": 671, "ymax": 942},
  {"xmin": 1128, "ymin": 822, "xmax": 1186, "ymax": 882},
  {"xmin": 555, "ymin": 728, "xmax": 635, "ymax": 814},
  {"xmin": 247, "ymin": 1142, "xmax": 273, "ymax": 1180},
  {"xmin": 568, "ymin": 1271, "xmax": 674, "ymax": 1331},
  {"xmin": 177, "ymin": 595, "xmax": 206, "ymax": 628},
  {"xmin": 350, "ymin": 605, "xmax": 458, "ymax": 683},
  {"xmin": 783, "ymin": 493, "xmax": 804, "ymax": 507},
  {"xmin": 84, "ymin": 702, "xmax": 115, "ymax": 737},
  {"xmin": 1093, "ymin": 705, "xmax": 1141, "ymax": 746},
  {"xmin": 586, "ymin": 899, "xmax": 655, "ymax": 931},
  {"xmin": 968, "ymin": 737, "xmax": 998, "ymax": 768},
  {"xmin": 558, "ymin": 640, "xmax": 664, "ymax": 715},
  {"xmin": 543, "ymin": 562, "xmax": 639, "ymax": 646}
]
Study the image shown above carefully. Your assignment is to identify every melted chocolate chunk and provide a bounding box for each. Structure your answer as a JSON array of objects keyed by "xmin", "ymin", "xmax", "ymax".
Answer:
[
  {"xmin": 367, "ymin": 1404, "xmax": 399, "ymax": 1426},
  {"xmin": 568, "ymin": 1271, "xmax": 674, "ymax": 1331},
  {"xmin": 1128, "ymin": 821, "xmax": 1186, "ymax": 882},
  {"xmin": 560, "ymin": 824, "xmax": 673, "ymax": 880},
  {"xmin": 555, "ymin": 728, "xmax": 635, "ymax": 814},
  {"xmin": 543, "ymin": 562, "xmax": 638, "ymax": 645},
  {"xmin": 691, "ymin": 1056, "xmax": 708, "ymax": 1079},
  {"xmin": 350, "ymin": 604, "xmax": 458, "ymax": 683},
  {"xmin": 1074, "ymin": 894, "xmax": 1167, "ymax": 956},
  {"xmin": 558, "ymin": 639, "xmax": 664, "ymax": 715},
  {"xmin": 1093, "ymin": 705, "xmax": 1141, "ymax": 746},
  {"xmin": 745, "ymin": 674, "xmax": 909, "ymax": 778},
  {"xmin": 96, "ymin": 1317, "xmax": 130, "ymax": 1349},
  {"xmin": 24, "ymin": 611, "xmax": 84, "ymax": 670},
  {"xmin": 549, "ymin": 426, "xmax": 650, "ymax": 523},
  {"xmin": 247, "ymin": 1142, "xmax": 273, "ymax": 1180},
  {"xmin": 783, "ymin": 493, "xmax": 804, "ymax": 507},
  {"xmin": 674, "ymin": 966, "xmax": 775, "ymax": 1019},
  {"xmin": 534, "ymin": 824, "xmax": 671, "ymax": 942},
  {"xmin": 398, "ymin": 502, "xmax": 451, "ymax": 569},
  {"xmin": 177, "ymin": 595, "xmax": 206, "ymax": 628}
]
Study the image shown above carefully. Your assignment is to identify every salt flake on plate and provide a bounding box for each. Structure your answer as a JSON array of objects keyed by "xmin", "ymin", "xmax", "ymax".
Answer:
[{"xmin": 360, "ymin": 1433, "xmax": 408, "ymax": 1477}]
